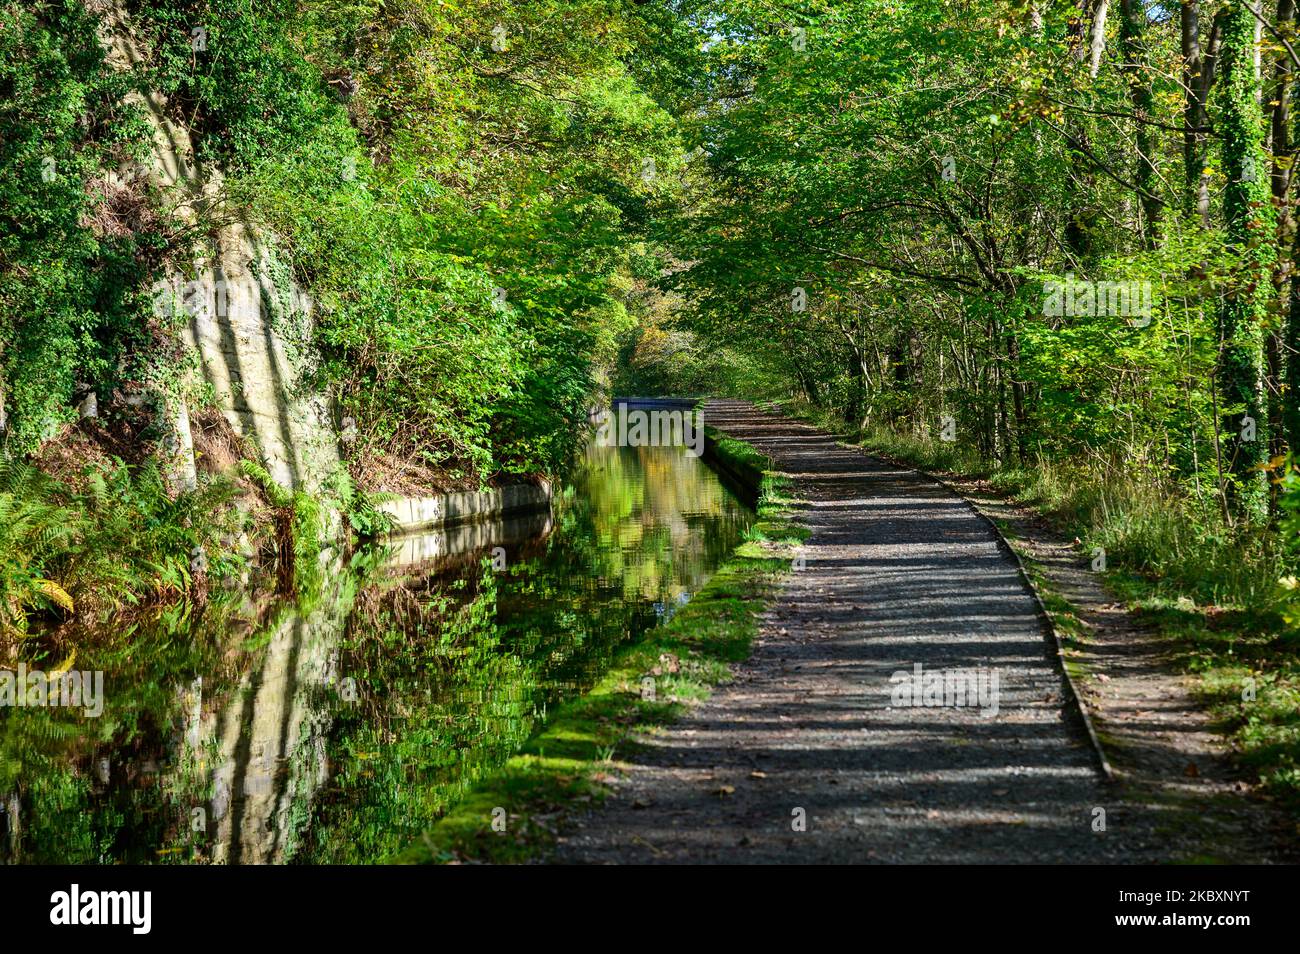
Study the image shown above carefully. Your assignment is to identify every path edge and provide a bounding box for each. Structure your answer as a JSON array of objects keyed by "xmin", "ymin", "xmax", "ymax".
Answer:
[{"xmin": 855, "ymin": 445, "xmax": 1116, "ymax": 783}]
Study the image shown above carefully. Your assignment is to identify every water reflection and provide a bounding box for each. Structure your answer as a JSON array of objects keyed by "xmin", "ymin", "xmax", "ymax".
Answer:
[{"xmin": 0, "ymin": 433, "xmax": 753, "ymax": 864}]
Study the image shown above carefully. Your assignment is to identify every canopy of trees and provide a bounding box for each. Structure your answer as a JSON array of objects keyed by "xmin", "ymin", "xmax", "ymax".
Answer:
[{"xmin": 5, "ymin": 0, "xmax": 1300, "ymax": 847}]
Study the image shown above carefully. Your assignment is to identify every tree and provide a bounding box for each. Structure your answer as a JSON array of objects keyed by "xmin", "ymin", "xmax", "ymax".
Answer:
[{"xmin": 1216, "ymin": 0, "xmax": 1275, "ymax": 517}]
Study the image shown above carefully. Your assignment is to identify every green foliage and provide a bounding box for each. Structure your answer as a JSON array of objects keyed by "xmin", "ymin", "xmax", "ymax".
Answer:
[
  {"xmin": 321, "ymin": 467, "xmax": 393, "ymax": 538},
  {"xmin": 131, "ymin": 0, "xmax": 334, "ymax": 170},
  {"xmin": 0, "ymin": 454, "xmax": 241, "ymax": 633},
  {"xmin": 614, "ymin": 322, "xmax": 786, "ymax": 399},
  {"xmin": 0, "ymin": 461, "xmax": 77, "ymax": 634},
  {"xmin": 128, "ymin": 0, "xmax": 689, "ymax": 482},
  {"xmin": 237, "ymin": 458, "xmax": 326, "ymax": 578},
  {"xmin": 661, "ymin": 0, "xmax": 1287, "ymax": 522},
  {"xmin": 0, "ymin": 1, "xmax": 154, "ymax": 452}
]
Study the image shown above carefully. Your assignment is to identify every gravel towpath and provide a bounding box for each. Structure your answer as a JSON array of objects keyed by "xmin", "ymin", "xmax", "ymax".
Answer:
[{"xmin": 554, "ymin": 400, "xmax": 1271, "ymax": 864}]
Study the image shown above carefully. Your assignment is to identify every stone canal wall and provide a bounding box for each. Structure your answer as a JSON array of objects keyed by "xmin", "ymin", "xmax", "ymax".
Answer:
[{"xmin": 379, "ymin": 482, "xmax": 552, "ymax": 535}]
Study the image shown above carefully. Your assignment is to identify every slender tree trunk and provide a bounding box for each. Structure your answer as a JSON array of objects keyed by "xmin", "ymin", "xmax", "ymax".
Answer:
[
  {"xmin": 1271, "ymin": 0, "xmax": 1296, "ymax": 464},
  {"xmin": 888, "ymin": 332, "xmax": 912, "ymax": 426},
  {"xmin": 1088, "ymin": 0, "xmax": 1111, "ymax": 78},
  {"xmin": 0, "ymin": 351, "xmax": 7, "ymax": 438},
  {"xmin": 1181, "ymin": 2, "xmax": 1216, "ymax": 227},
  {"xmin": 1218, "ymin": 0, "xmax": 1276, "ymax": 517},
  {"xmin": 845, "ymin": 346, "xmax": 864, "ymax": 425},
  {"xmin": 1120, "ymin": 0, "xmax": 1161, "ymax": 243},
  {"xmin": 793, "ymin": 361, "xmax": 821, "ymax": 407},
  {"xmin": 1267, "ymin": 0, "xmax": 1300, "ymax": 458},
  {"xmin": 1063, "ymin": 0, "xmax": 1095, "ymax": 261},
  {"xmin": 1006, "ymin": 329, "xmax": 1028, "ymax": 462}
]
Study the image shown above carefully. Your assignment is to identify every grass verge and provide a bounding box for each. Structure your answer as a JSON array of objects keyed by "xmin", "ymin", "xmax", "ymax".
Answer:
[{"xmin": 393, "ymin": 434, "xmax": 806, "ymax": 863}]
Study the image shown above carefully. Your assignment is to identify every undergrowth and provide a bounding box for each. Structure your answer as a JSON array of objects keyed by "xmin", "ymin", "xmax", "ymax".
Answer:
[{"xmin": 0, "ymin": 454, "xmax": 244, "ymax": 640}]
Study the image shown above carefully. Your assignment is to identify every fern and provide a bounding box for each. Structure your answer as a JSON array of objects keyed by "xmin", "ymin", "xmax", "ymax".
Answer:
[
  {"xmin": 0, "ymin": 452, "xmax": 243, "ymax": 631},
  {"xmin": 0, "ymin": 458, "xmax": 80, "ymax": 634}
]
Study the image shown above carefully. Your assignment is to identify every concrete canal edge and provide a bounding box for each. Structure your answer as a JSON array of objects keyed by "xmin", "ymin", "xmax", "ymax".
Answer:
[
  {"xmin": 379, "ymin": 481, "xmax": 552, "ymax": 535},
  {"xmin": 701, "ymin": 429, "xmax": 765, "ymax": 506},
  {"xmin": 381, "ymin": 397, "xmax": 721, "ymax": 537}
]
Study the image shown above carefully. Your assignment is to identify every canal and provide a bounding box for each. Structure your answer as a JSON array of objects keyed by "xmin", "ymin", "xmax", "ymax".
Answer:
[{"xmin": 0, "ymin": 423, "xmax": 754, "ymax": 863}]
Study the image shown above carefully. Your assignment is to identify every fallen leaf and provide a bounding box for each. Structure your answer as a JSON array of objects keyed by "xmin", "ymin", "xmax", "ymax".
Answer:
[
  {"xmin": 50, "ymin": 648, "xmax": 76, "ymax": 675},
  {"xmin": 36, "ymin": 579, "xmax": 74, "ymax": 613}
]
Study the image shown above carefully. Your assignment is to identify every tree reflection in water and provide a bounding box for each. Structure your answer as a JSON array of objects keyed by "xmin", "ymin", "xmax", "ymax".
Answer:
[{"xmin": 0, "ymin": 435, "xmax": 753, "ymax": 864}]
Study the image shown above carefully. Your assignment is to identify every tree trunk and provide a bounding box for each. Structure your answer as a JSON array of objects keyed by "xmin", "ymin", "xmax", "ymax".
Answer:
[
  {"xmin": 845, "ymin": 346, "xmax": 864, "ymax": 425},
  {"xmin": 1271, "ymin": 0, "xmax": 1296, "ymax": 463},
  {"xmin": 1006, "ymin": 327, "xmax": 1029, "ymax": 463},
  {"xmin": 1120, "ymin": 0, "xmax": 1161, "ymax": 243},
  {"xmin": 1181, "ymin": 2, "xmax": 1216, "ymax": 226},
  {"xmin": 1088, "ymin": 0, "xmax": 1111, "ymax": 78},
  {"xmin": 1217, "ymin": 0, "xmax": 1276, "ymax": 517}
]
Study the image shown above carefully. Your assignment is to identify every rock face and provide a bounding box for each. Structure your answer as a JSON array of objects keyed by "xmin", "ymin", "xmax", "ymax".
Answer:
[
  {"xmin": 101, "ymin": 3, "xmax": 340, "ymax": 493},
  {"xmin": 164, "ymin": 231, "xmax": 341, "ymax": 491}
]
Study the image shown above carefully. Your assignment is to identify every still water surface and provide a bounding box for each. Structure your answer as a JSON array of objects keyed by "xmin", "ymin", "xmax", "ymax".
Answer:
[{"xmin": 0, "ymin": 434, "xmax": 753, "ymax": 863}]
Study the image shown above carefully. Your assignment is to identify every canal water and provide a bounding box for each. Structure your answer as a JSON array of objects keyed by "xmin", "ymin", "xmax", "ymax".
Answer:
[{"xmin": 0, "ymin": 431, "xmax": 754, "ymax": 863}]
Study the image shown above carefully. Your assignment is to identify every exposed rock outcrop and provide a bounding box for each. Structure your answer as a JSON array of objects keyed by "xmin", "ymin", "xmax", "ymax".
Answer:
[{"xmin": 100, "ymin": 4, "xmax": 340, "ymax": 494}]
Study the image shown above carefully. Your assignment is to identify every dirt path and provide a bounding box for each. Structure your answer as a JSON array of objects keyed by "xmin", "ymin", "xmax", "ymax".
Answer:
[{"xmin": 554, "ymin": 401, "xmax": 1289, "ymax": 864}]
